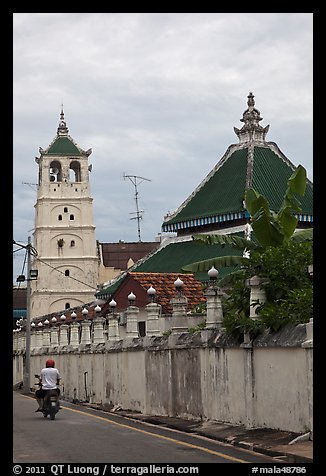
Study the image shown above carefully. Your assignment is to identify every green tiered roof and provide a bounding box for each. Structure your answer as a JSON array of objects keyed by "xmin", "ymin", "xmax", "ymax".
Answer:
[
  {"xmin": 46, "ymin": 136, "xmax": 82, "ymax": 155},
  {"xmin": 132, "ymin": 238, "xmax": 242, "ymax": 282},
  {"xmin": 162, "ymin": 93, "xmax": 313, "ymax": 233}
]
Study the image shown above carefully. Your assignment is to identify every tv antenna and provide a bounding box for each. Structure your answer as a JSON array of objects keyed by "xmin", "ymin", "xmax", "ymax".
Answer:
[{"xmin": 123, "ymin": 173, "xmax": 151, "ymax": 242}]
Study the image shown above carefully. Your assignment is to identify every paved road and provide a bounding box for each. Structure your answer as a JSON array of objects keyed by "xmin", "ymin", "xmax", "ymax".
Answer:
[{"xmin": 13, "ymin": 391, "xmax": 276, "ymax": 464}]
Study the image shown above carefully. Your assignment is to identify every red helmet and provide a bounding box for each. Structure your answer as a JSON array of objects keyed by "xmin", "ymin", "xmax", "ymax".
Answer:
[{"xmin": 46, "ymin": 359, "xmax": 55, "ymax": 368}]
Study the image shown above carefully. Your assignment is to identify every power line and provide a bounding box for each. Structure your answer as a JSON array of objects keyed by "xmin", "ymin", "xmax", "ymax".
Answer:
[
  {"xmin": 22, "ymin": 182, "xmax": 38, "ymax": 191},
  {"xmin": 34, "ymin": 256, "xmax": 98, "ymax": 291},
  {"xmin": 13, "ymin": 240, "xmax": 38, "ymax": 256},
  {"xmin": 13, "ymin": 239, "xmax": 98, "ymax": 291}
]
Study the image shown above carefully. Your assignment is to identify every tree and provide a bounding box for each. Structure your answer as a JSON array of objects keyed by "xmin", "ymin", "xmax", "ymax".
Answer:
[
  {"xmin": 221, "ymin": 241, "xmax": 312, "ymax": 340},
  {"xmin": 182, "ymin": 164, "xmax": 313, "ymax": 340}
]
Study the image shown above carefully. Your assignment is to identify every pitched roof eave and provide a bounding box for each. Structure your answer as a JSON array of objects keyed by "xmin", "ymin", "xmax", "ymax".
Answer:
[{"xmin": 162, "ymin": 211, "xmax": 248, "ymax": 232}]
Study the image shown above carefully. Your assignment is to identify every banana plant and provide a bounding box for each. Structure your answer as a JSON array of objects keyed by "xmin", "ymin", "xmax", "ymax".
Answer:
[{"xmin": 182, "ymin": 164, "xmax": 312, "ymax": 274}]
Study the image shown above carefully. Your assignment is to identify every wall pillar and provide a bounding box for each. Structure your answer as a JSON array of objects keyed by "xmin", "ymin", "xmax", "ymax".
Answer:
[
  {"xmin": 242, "ymin": 346, "xmax": 256, "ymax": 428},
  {"xmin": 35, "ymin": 330, "xmax": 43, "ymax": 349},
  {"xmin": 42, "ymin": 327, "xmax": 51, "ymax": 348},
  {"xmin": 107, "ymin": 315, "xmax": 120, "ymax": 341},
  {"xmin": 302, "ymin": 318, "xmax": 313, "ymax": 439},
  {"xmin": 59, "ymin": 324, "xmax": 69, "ymax": 347},
  {"xmin": 93, "ymin": 316, "xmax": 105, "ymax": 344},
  {"xmin": 70, "ymin": 321, "xmax": 80, "ymax": 347},
  {"xmin": 204, "ymin": 287, "xmax": 224, "ymax": 329},
  {"xmin": 145, "ymin": 302, "xmax": 161, "ymax": 336},
  {"xmin": 126, "ymin": 306, "xmax": 139, "ymax": 338},
  {"xmin": 245, "ymin": 275, "xmax": 268, "ymax": 320},
  {"xmin": 30, "ymin": 330, "xmax": 37, "ymax": 351},
  {"xmin": 17, "ymin": 330, "xmax": 23, "ymax": 351},
  {"xmin": 50, "ymin": 326, "xmax": 59, "ymax": 348},
  {"xmin": 80, "ymin": 320, "xmax": 92, "ymax": 345},
  {"xmin": 170, "ymin": 295, "xmax": 188, "ymax": 334},
  {"xmin": 21, "ymin": 331, "xmax": 26, "ymax": 351},
  {"xmin": 13, "ymin": 331, "xmax": 19, "ymax": 352}
]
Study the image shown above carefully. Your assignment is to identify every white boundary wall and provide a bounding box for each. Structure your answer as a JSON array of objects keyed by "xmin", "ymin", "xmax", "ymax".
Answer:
[{"xmin": 13, "ymin": 324, "xmax": 312, "ymax": 434}]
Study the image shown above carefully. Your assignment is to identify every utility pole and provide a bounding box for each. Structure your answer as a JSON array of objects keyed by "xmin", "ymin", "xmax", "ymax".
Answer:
[
  {"xmin": 123, "ymin": 174, "xmax": 151, "ymax": 242},
  {"xmin": 23, "ymin": 236, "xmax": 32, "ymax": 393},
  {"xmin": 14, "ymin": 237, "xmax": 38, "ymax": 393}
]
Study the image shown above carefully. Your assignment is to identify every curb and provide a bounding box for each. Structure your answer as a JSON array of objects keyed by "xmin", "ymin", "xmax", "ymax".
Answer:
[{"xmin": 114, "ymin": 411, "xmax": 313, "ymax": 464}]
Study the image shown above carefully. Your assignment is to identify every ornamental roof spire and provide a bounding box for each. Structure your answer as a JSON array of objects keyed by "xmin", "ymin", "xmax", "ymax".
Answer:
[
  {"xmin": 57, "ymin": 104, "xmax": 69, "ymax": 136},
  {"xmin": 233, "ymin": 92, "xmax": 269, "ymax": 144}
]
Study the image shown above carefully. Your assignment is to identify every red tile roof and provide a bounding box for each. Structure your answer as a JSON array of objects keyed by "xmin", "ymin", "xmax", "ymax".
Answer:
[
  {"xmin": 127, "ymin": 272, "xmax": 206, "ymax": 314},
  {"xmin": 32, "ymin": 272, "xmax": 206, "ymax": 325}
]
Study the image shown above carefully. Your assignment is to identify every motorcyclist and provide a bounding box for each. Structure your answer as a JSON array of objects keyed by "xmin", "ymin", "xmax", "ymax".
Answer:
[{"xmin": 35, "ymin": 358, "xmax": 61, "ymax": 412}]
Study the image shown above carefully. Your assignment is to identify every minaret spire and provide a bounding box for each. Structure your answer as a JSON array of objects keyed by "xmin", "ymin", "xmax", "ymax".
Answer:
[
  {"xmin": 233, "ymin": 92, "xmax": 269, "ymax": 143},
  {"xmin": 57, "ymin": 104, "xmax": 69, "ymax": 136}
]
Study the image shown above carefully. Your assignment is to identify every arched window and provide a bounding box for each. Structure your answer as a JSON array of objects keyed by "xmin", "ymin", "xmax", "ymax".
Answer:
[
  {"xmin": 65, "ymin": 302, "xmax": 70, "ymax": 309},
  {"xmin": 70, "ymin": 214, "xmax": 74, "ymax": 221},
  {"xmin": 69, "ymin": 160, "xmax": 81, "ymax": 182},
  {"xmin": 64, "ymin": 207, "xmax": 68, "ymax": 213},
  {"xmin": 58, "ymin": 215, "xmax": 62, "ymax": 221},
  {"xmin": 70, "ymin": 240, "xmax": 75, "ymax": 247},
  {"xmin": 49, "ymin": 161, "xmax": 62, "ymax": 182},
  {"xmin": 65, "ymin": 270, "xmax": 70, "ymax": 276}
]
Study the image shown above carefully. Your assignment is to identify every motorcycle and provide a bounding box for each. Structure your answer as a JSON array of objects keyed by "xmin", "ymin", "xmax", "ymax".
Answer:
[{"xmin": 34, "ymin": 374, "xmax": 60, "ymax": 420}]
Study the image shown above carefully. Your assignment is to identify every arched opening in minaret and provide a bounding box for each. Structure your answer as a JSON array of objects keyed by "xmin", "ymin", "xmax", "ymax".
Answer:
[
  {"xmin": 69, "ymin": 160, "xmax": 81, "ymax": 182},
  {"xmin": 49, "ymin": 161, "xmax": 62, "ymax": 182}
]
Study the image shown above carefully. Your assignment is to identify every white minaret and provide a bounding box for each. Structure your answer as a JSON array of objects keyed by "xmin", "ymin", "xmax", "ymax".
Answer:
[{"xmin": 30, "ymin": 107, "xmax": 98, "ymax": 319}]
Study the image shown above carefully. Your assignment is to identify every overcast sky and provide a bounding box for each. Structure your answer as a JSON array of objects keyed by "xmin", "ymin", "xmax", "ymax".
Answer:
[{"xmin": 13, "ymin": 12, "xmax": 313, "ymax": 284}]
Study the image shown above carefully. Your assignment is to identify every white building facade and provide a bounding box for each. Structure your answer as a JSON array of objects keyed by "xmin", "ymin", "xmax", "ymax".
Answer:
[{"xmin": 30, "ymin": 109, "xmax": 98, "ymax": 319}]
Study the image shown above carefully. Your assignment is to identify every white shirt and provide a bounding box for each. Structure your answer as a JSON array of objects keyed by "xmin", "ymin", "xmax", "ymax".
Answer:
[{"xmin": 40, "ymin": 367, "xmax": 60, "ymax": 390}]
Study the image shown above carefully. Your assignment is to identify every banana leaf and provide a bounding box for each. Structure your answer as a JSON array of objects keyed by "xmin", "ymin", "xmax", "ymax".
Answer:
[
  {"xmin": 291, "ymin": 228, "xmax": 313, "ymax": 242},
  {"xmin": 192, "ymin": 233, "xmax": 259, "ymax": 251},
  {"xmin": 182, "ymin": 255, "xmax": 249, "ymax": 273}
]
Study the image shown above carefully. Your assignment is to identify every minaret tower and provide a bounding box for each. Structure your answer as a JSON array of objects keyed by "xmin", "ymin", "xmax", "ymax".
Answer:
[{"xmin": 30, "ymin": 107, "xmax": 98, "ymax": 319}]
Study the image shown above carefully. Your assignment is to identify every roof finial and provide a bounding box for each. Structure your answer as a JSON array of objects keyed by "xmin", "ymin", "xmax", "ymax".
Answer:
[
  {"xmin": 60, "ymin": 103, "xmax": 64, "ymax": 120},
  {"xmin": 233, "ymin": 92, "xmax": 269, "ymax": 144},
  {"xmin": 247, "ymin": 91, "xmax": 255, "ymax": 109},
  {"xmin": 57, "ymin": 103, "xmax": 69, "ymax": 136}
]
